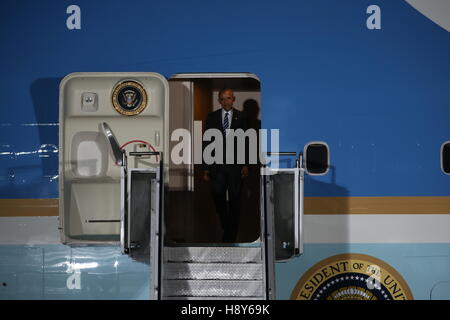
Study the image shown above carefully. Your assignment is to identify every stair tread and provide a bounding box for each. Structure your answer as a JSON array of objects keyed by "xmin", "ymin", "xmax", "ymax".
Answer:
[
  {"xmin": 164, "ymin": 246, "xmax": 262, "ymax": 263},
  {"xmin": 164, "ymin": 263, "xmax": 263, "ymax": 280},
  {"xmin": 163, "ymin": 279, "xmax": 264, "ymax": 297}
]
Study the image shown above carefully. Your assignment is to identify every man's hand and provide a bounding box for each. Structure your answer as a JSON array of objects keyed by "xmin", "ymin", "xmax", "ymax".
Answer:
[
  {"xmin": 241, "ymin": 166, "xmax": 249, "ymax": 178},
  {"xmin": 203, "ymin": 170, "xmax": 210, "ymax": 182}
]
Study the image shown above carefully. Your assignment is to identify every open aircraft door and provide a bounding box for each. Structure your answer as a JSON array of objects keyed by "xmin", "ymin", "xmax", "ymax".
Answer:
[{"xmin": 59, "ymin": 72, "xmax": 169, "ymax": 299}]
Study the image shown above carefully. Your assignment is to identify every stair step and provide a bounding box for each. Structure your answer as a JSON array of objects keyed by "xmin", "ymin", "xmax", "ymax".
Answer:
[
  {"xmin": 163, "ymin": 280, "xmax": 264, "ymax": 297},
  {"xmin": 164, "ymin": 263, "xmax": 263, "ymax": 280},
  {"xmin": 164, "ymin": 246, "xmax": 262, "ymax": 263}
]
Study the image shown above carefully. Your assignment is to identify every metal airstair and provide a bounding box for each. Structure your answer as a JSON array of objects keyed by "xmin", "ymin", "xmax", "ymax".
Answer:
[{"xmin": 162, "ymin": 245, "xmax": 267, "ymax": 299}]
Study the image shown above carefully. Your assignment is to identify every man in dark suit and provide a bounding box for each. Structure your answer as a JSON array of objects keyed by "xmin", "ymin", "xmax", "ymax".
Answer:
[{"xmin": 202, "ymin": 88, "xmax": 249, "ymax": 243}]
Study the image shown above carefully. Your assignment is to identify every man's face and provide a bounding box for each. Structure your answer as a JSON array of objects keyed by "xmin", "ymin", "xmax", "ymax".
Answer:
[{"xmin": 218, "ymin": 90, "xmax": 235, "ymax": 111}]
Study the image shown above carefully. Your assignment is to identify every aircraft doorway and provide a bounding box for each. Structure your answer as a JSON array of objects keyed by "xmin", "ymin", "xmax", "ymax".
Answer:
[{"xmin": 166, "ymin": 73, "xmax": 261, "ymax": 244}]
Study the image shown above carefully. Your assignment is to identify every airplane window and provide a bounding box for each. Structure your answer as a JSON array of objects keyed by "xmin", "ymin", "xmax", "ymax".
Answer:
[
  {"xmin": 305, "ymin": 142, "xmax": 329, "ymax": 175},
  {"xmin": 442, "ymin": 142, "xmax": 450, "ymax": 174}
]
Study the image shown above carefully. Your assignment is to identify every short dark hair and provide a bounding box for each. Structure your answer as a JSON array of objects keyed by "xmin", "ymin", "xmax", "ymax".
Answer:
[{"xmin": 218, "ymin": 88, "xmax": 233, "ymax": 98}]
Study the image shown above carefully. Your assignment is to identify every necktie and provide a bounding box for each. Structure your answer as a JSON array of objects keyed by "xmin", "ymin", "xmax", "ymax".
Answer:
[{"xmin": 223, "ymin": 111, "xmax": 229, "ymax": 135}]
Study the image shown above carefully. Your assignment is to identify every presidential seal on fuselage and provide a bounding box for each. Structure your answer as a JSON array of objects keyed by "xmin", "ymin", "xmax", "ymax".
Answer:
[
  {"xmin": 290, "ymin": 253, "xmax": 413, "ymax": 300},
  {"xmin": 111, "ymin": 80, "xmax": 148, "ymax": 116}
]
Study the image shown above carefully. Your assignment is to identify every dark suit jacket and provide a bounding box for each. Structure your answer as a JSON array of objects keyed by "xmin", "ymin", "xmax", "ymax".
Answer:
[{"xmin": 202, "ymin": 108, "xmax": 249, "ymax": 173}]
